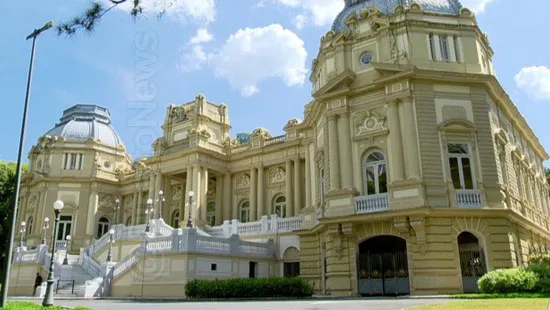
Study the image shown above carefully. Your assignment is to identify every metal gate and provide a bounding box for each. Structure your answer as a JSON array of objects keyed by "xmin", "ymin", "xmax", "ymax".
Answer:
[
  {"xmin": 357, "ymin": 251, "xmax": 410, "ymax": 296},
  {"xmin": 459, "ymin": 250, "xmax": 487, "ymax": 293}
]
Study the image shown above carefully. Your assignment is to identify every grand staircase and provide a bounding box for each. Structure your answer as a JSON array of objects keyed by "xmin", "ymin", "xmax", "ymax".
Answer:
[{"xmin": 53, "ymin": 254, "xmax": 95, "ymax": 297}]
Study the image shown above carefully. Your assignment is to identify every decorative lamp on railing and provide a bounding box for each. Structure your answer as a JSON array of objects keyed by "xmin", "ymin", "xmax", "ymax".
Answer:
[
  {"xmin": 62, "ymin": 235, "xmax": 71, "ymax": 265},
  {"xmin": 186, "ymin": 191, "xmax": 196, "ymax": 228},
  {"xmin": 42, "ymin": 200, "xmax": 64, "ymax": 307},
  {"xmin": 145, "ymin": 198, "xmax": 154, "ymax": 233},
  {"xmin": 157, "ymin": 190, "xmax": 165, "ymax": 220},
  {"xmin": 18, "ymin": 221, "xmax": 26, "ymax": 248},
  {"xmin": 41, "ymin": 217, "xmax": 50, "ymax": 245},
  {"xmin": 106, "ymin": 228, "xmax": 115, "ymax": 263}
]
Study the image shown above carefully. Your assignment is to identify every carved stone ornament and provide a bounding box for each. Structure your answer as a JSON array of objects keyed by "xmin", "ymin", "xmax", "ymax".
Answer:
[
  {"xmin": 237, "ymin": 174, "xmax": 251, "ymax": 189},
  {"xmin": 269, "ymin": 167, "xmax": 286, "ymax": 184},
  {"xmin": 355, "ymin": 110, "xmax": 387, "ymax": 135},
  {"xmin": 28, "ymin": 195, "xmax": 38, "ymax": 209},
  {"xmin": 172, "ymin": 185, "xmax": 182, "ymax": 201},
  {"xmin": 409, "ymin": 216, "xmax": 426, "ymax": 245},
  {"xmin": 99, "ymin": 194, "xmax": 115, "ymax": 208}
]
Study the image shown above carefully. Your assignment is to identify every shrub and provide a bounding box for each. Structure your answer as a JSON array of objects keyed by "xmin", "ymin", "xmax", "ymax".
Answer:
[
  {"xmin": 527, "ymin": 252, "xmax": 550, "ymax": 265},
  {"xmin": 527, "ymin": 263, "xmax": 550, "ymax": 293},
  {"xmin": 185, "ymin": 277, "xmax": 314, "ymax": 299},
  {"xmin": 478, "ymin": 268, "xmax": 538, "ymax": 294}
]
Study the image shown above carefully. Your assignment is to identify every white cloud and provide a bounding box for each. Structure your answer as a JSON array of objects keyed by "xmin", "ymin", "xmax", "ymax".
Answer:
[
  {"xmin": 190, "ymin": 28, "xmax": 214, "ymax": 44},
  {"xmin": 179, "ymin": 45, "xmax": 208, "ymax": 72},
  {"xmin": 294, "ymin": 14, "xmax": 307, "ymax": 30},
  {"xmin": 109, "ymin": 0, "xmax": 216, "ymax": 24},
  {"xmin": 460, "ymin": 0, "xmax": 495, "ymax": 13},
  {"xmin": 273, "ymin": 0, "xmax": 344, "ymax": 28},
  {"xmin": 195, "ymin": 24, "xmax": 308, "ymax": 97},
  {"xmin": 514, "ymin": 66, "xmax": 550, "ymax": 101}
]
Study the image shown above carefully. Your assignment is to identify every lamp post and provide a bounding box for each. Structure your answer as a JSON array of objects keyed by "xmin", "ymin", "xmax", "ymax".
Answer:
[
  {"xmin": 186, "ymin": 191, "xmax": 195, "ymax": 228},
  {"xmin": 114, "ymin": 199, "xmax": 120, "ymax": 226},
  {"xmin": 106, "ymin": 229, "xmax": 115, "ymax": 263},
  {"xmin": 144, "ymin": 198, "xmax": 153, "ymax": 233},
  {"xmin": 157, "ymin": 190, "xmax": 165, "ymax": 220},
  {"xmin": 62, "ymin": 235, "xmax": 71, "ymax": 265},
  {"xmin": 19, "ymin": 221, "xmax": 27, "ymax": 248},
  {"xmin": 42, "ymin": 200, "xmax": 64, "ymax": 307},
  {"xmin": 41, "ymin": 217, "xmax": 50, "ymax": 245},
  {"xmin": 0, "ymin": 20, "xmax": 54, "ymax": 308}
]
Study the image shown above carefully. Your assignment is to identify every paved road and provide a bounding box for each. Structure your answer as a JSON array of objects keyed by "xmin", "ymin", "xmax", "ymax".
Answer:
[{"xmin": 20, "ymin": 298, "xmax": 453, "ymax": 310}]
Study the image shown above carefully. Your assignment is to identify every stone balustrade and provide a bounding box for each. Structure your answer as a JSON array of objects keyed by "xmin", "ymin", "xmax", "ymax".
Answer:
[
  {"xmin": 205, "ymin": 214, "xmax": 304, "ymax": 237},
  {"xmin": 355, "ymin": 193, "xmax": 389, "ymax": 214},
  {"xmin": 455, "ymin": 189, "xmax": 483, "ymax": 208}
]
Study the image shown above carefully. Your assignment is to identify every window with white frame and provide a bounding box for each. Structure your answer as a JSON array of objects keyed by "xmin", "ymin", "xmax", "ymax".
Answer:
[
  {"xmin": 63, "ymin": 153, "xmax": 83, "ymax": 170},
  {"xmin": 439, "ymin": 35, "xmax": 449, "ymax": 62},
  {"xmin": 447, "ymin": 143, "xmax": 475, "ymax": 190},
  {"xmin": 96, "ymin": 217, "xmax": 110, "ymax": 239},
  {"xmin": 273, "ymin": 195, "xmax": 287, "ymax": 218},
  {"xmin": 364, "ymin": 152, "xmax": 388, "ymax": 195},
  {"xmin": 57, "ymin": 215, "xmax": 72, "ymax": 242},
  {"xmin": 207, "ymin": 201, "xmax": 216, "ymax": 226},
  {"xmin": 240, "ymin": 201, "xmax": 250, "ymax": 223}
]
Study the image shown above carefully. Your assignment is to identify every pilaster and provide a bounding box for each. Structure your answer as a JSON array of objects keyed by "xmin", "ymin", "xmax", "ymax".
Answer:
[
  {"xmin": 191, "ymin": 165, "xmax": 201, "ymax": 226},
  {"xmin": 285, "ymin": 160, "xmax": 294, "ymax": 217},
  {"xmin": 223, "ymin": 172, "xmax": 232, "ymax": 221},
  {"xmin": 387, "ymin": 100, "xmax": 405, "ymax": 182},
  {"xmin": 250, "ymin": 167, "xmax": 258, "ymax": 221},
  {"xmin": 293, "ymin": 157, "xmax": 301, "ymax": 216},
  {"xmin": 257, "ymin": 166, "xmax": 265, "ymax": 218},
  {"xmin": 401, "ymin": 98, "xmax": 421, "ymax": 180},
  {"xmin": 305, "ymin": 144, "xmax": 312, "ymax": 211},
  {"xmin": 215, "ymin": 175, "xmax": 223, "ymax": 225},
  {"xmin": 201, "ymin": 167, "xmax": 209, "ymax": 222},
  {"xmin": 338, "ymin": 112, "xmax": 354, "ymax": 190},
  {"xmin": 327, "ymin": 114, "xmax": 341, "ymax": 191},
  {"xmin": 184, "ymin": 168, "xmax": 193, "ymax": 223}
]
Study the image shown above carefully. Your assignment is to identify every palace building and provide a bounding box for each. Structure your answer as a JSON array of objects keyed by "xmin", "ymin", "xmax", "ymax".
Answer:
[{"xmin": 10, "ymin": 0, "xmax": 550, "ymax": 297}]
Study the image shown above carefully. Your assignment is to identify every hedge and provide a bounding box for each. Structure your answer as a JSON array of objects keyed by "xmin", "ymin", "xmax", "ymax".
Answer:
[
  {"xmin": 478, "ymin": 268, "xmax": 538, "ymax": 294},
  {"xmin": 185, "ymin": 277, "xmax": 314, "ymax": 299}
]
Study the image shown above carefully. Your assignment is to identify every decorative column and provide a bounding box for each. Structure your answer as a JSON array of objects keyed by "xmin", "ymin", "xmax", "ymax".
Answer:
[
  {"xmin": 250, "ymin": 167, "xmax": 258, "ymax": 221},
  {"xmin": 327, "ymin": 114, "xmax": 341, "ymax": 191},
  {"xmin": 388, "ymin": 101, "xmax": 405, "ymax": 182},
  {"xmin": 215, "ymin": 176, "xmax": 223, "ymax": 225},
  {"xmin": 136, "ymin": 191, "xmax": 143, "ymax": 224},
  {"xmin": 183, "ymin": 168, "xmax": 193, "ymax": 223},
  {"xmin": 131, "ymin": 192, "xmax": 138, "ymax": 225},
  {"xmin": 223, "ymin": 172, "xmax": 232, "ymax": 221},
  {"xmin": 401, "ymin": 99, "xmax": 421, "ymax": 180},
  {"xmin": 192, "ymin": 165, "xmax": 201, "ymax": 225},
  {"xmin": 433, "ymin": 34, "xmax": 442, "ymax": 61},
  {"xmin": 338, "ymin": 112, "xmax": 354, "ymax": 190},
  {"xmin": 305, "ymin": 144, "xmax": 312, "ymax": 210},
  {"xmin": 285, "ymin": 160, "xmax": 294, "ymax": 217},
  {"xmin": 257, "ymin": 166, "xmax": 265, "ymax": 219},
  {"xmin": 86, "ymin": 188, "xmax": 98, "ymax": 236},
  {"xmin": 293, "ymin": 157, "xmax": 301, "ymax": 216},
  {"xmin": 148, "ymin": 172, "xmax": 155, "ymax": 200},
  {"xmin": 201, "ymin": 167, "xmax": 209, "ymax": 222},
  {"xmin": 163, "ymin": 176, "xmax": 172, "ymax": 220},
  {"xmin": 448, "ymin": 36, "xmax": 457, "ymax": 62}
]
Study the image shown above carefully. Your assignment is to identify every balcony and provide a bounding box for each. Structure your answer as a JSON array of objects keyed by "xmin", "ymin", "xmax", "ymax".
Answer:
[
  {"xmin": 456, "ymin": 189, "xmax": 483, "ymax": 208},
  {"xmin": 355, "ymin": 193, "xmax": 389, "ymax": 214}
]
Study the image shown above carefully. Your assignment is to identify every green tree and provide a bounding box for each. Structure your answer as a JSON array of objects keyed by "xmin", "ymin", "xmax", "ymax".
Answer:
[
  {"xmin": 57, "ymin": 0, "xmax": 174, "ymax": 36},
  {"xmin": 0, "ymin": 160, "xmax": 27, "ymax": 289}
]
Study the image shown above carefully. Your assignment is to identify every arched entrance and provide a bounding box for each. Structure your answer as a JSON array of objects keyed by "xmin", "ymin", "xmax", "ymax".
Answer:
[
  {"xmin": 357, "ymin": 235, "xmax": 409, "ymax": 296},
  {"xmin": 457, "ymin": 232, "xmax": 487, "ymax": 293}
]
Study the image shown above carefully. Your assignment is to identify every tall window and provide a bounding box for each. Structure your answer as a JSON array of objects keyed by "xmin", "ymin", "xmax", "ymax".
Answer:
[
  {"xmin": 171, "ymin": 211, "xmax": 180, "ymax": 228},
  {"xmin": 453, "ymin": 35, "xmax": 460, "ymax": 62},
  {"xmin": 284, "ymin": 262, "xmax": 300, "ymax": 278},
  {"xmin": 448, "ymin": 143, "xmax": 474, "ymax": 190},
  {"xmin": 319, "ymin": 169, "xmax": 325, "ymax": 201},
  {"xmin": 57, "ymin": 215, "xmax": 72, "ymax": 242},
  {"xmin": 63, "ymin": 153, "xmax": 83, "ymax": 170},
  {"xmin": 364, "ymin": 152, "xmax": 388, "ymax": 195},
  {"xmin": 428, "ymin": 33, "xmax": 436, "ymax": 60},
  {"xmin": 240, "ymin": 201, "xmax": 250, "ymax": 223},
  {"xmin": 274, "ymin": 195, "xmax": 287, "ymax": 218},
  {"xmin": 439, "ymin": 35, "xmax": 449, "ymax": 62},
  {"xmin": 27, "ymin": 217, "xmax": 33, "ymax": 234},
  {"xmin": 96, "ymin": 217, "xmax": 110, "ymax": 238},
  {"xmin": 207, "ymin": 201, "xmax": 216, "ymax": 226}
]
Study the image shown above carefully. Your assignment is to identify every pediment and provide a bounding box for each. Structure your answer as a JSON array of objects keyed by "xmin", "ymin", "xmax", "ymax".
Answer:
[{"xmin": 313, "ymin": 69, "xmax": 356, "ymax": 98}]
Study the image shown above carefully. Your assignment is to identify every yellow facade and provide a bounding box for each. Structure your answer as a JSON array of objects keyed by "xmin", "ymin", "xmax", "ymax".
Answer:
[{"xmin": 13, "ymin": 0, "xmax": 550, "ymax": 297}]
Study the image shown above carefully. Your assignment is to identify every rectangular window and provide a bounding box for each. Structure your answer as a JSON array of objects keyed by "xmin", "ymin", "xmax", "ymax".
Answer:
[
  {"xmin": 63, "ymin": 153, "xmax": 68, "ymax": 170},
  {"xmin": 211, "ymin": 263, "xmax": 217, "ymax": 271},
  {"xmin": 453, "ymin": 35, "xmax": 460, "ymax": 62},
  {"xmin": 448, "ymin": 143, "xmax": 474, "ymax": 189},
  {"xmin": 283, "ymin": 262, "xmax": 300, "ymax": 278},
  {"xmin": 249, "ymin": 261, "xmax": 257, "ymax": 278},
  {"xmin": 63, "ymin": 153, "xmax": 83, "ymax": 170},
  {"xmin": 439, "ymin": 35, "xmax": 449, "ymax": 62}
]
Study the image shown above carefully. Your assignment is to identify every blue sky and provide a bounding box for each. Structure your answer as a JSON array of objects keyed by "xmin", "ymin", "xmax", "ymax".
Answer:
[{"xmin": 1, "ymin": 0, "xmax": 549, "ymax": 165}]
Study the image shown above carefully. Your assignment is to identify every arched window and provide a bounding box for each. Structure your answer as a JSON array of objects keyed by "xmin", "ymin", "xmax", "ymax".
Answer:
[
  {"xmin": 364, "ymin": 151, "xmax": 388, "ymax": 195},
  {"xmin": 240, "ymin": 201, "xmax": 250, "ymax": 223},
  {"xmin": 170, "ymin": 210, "xmax": 180, "ymax": 228},
  {"xmin": 96, "ymin": 217, "xmax": 110, "ymax": 238},
  {"xmin": 207, "ymin": 201, "xmax": 216, "ymax": 226},
  {"xmin": 273, "ymin": 196, "xmax": 287, "ymax": 218},
  {"xmin": 27, "ymin": 217, "xmax": 33, "ymax": 234},
  {"xmin": 125, "ymin": 217, "xmax": 132, "ymax": 226}
]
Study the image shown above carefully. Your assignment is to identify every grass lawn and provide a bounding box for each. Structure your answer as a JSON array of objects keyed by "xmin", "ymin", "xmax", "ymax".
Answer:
[
  {"xmin": 409, "ymin": 298, "xmax": 550, "ymax": 310},
  {"xmin": 1, "ymin": 301, "xmax": 92, "ymax": 309}
]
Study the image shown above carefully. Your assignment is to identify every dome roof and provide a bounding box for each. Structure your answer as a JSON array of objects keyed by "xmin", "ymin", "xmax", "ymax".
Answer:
[
  {"xmin": 45, "ymin": 104, "xmax": 123, "ymax": 148},
  {"xmin": 332, "ymin": 0, "xmax": 462, "ymax": 32}
]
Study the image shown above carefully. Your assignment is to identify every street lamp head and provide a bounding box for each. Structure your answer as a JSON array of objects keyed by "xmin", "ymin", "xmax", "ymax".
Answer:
[
  {"xmin": 147, "ymin": 198, "xmax": 153, "ymax": 205},
  {"xmin": 44, "ymin": 217, "xmax": 49, "ymax": 223},
  {"xmin": 43, "ymin": 20, "xmax": 54, "ymax": 30},
  {"xmin": 109, "ymin": 229, "xmax": 115, "ymax": 235},
  {"xmin": 188, "ymin": 191, "xmax": 194, "ymax": 198},
  {"xmin": 115, "ymin": 199, "xmax": 120, "ymax": 204},
  {"xmin": 65, "ymin": 235, "xmax": 71, "ymax": 241},
  {"xmin": 53, "ymin": 200, "xmax": 64, "ymax": 210},
  {"xmin": 21, "ymin": 221, "xmax": 26, "ymax": 227},
  {"xmin": 159, "ymin": 190, "xmax": 163, "ymax": 196}
]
